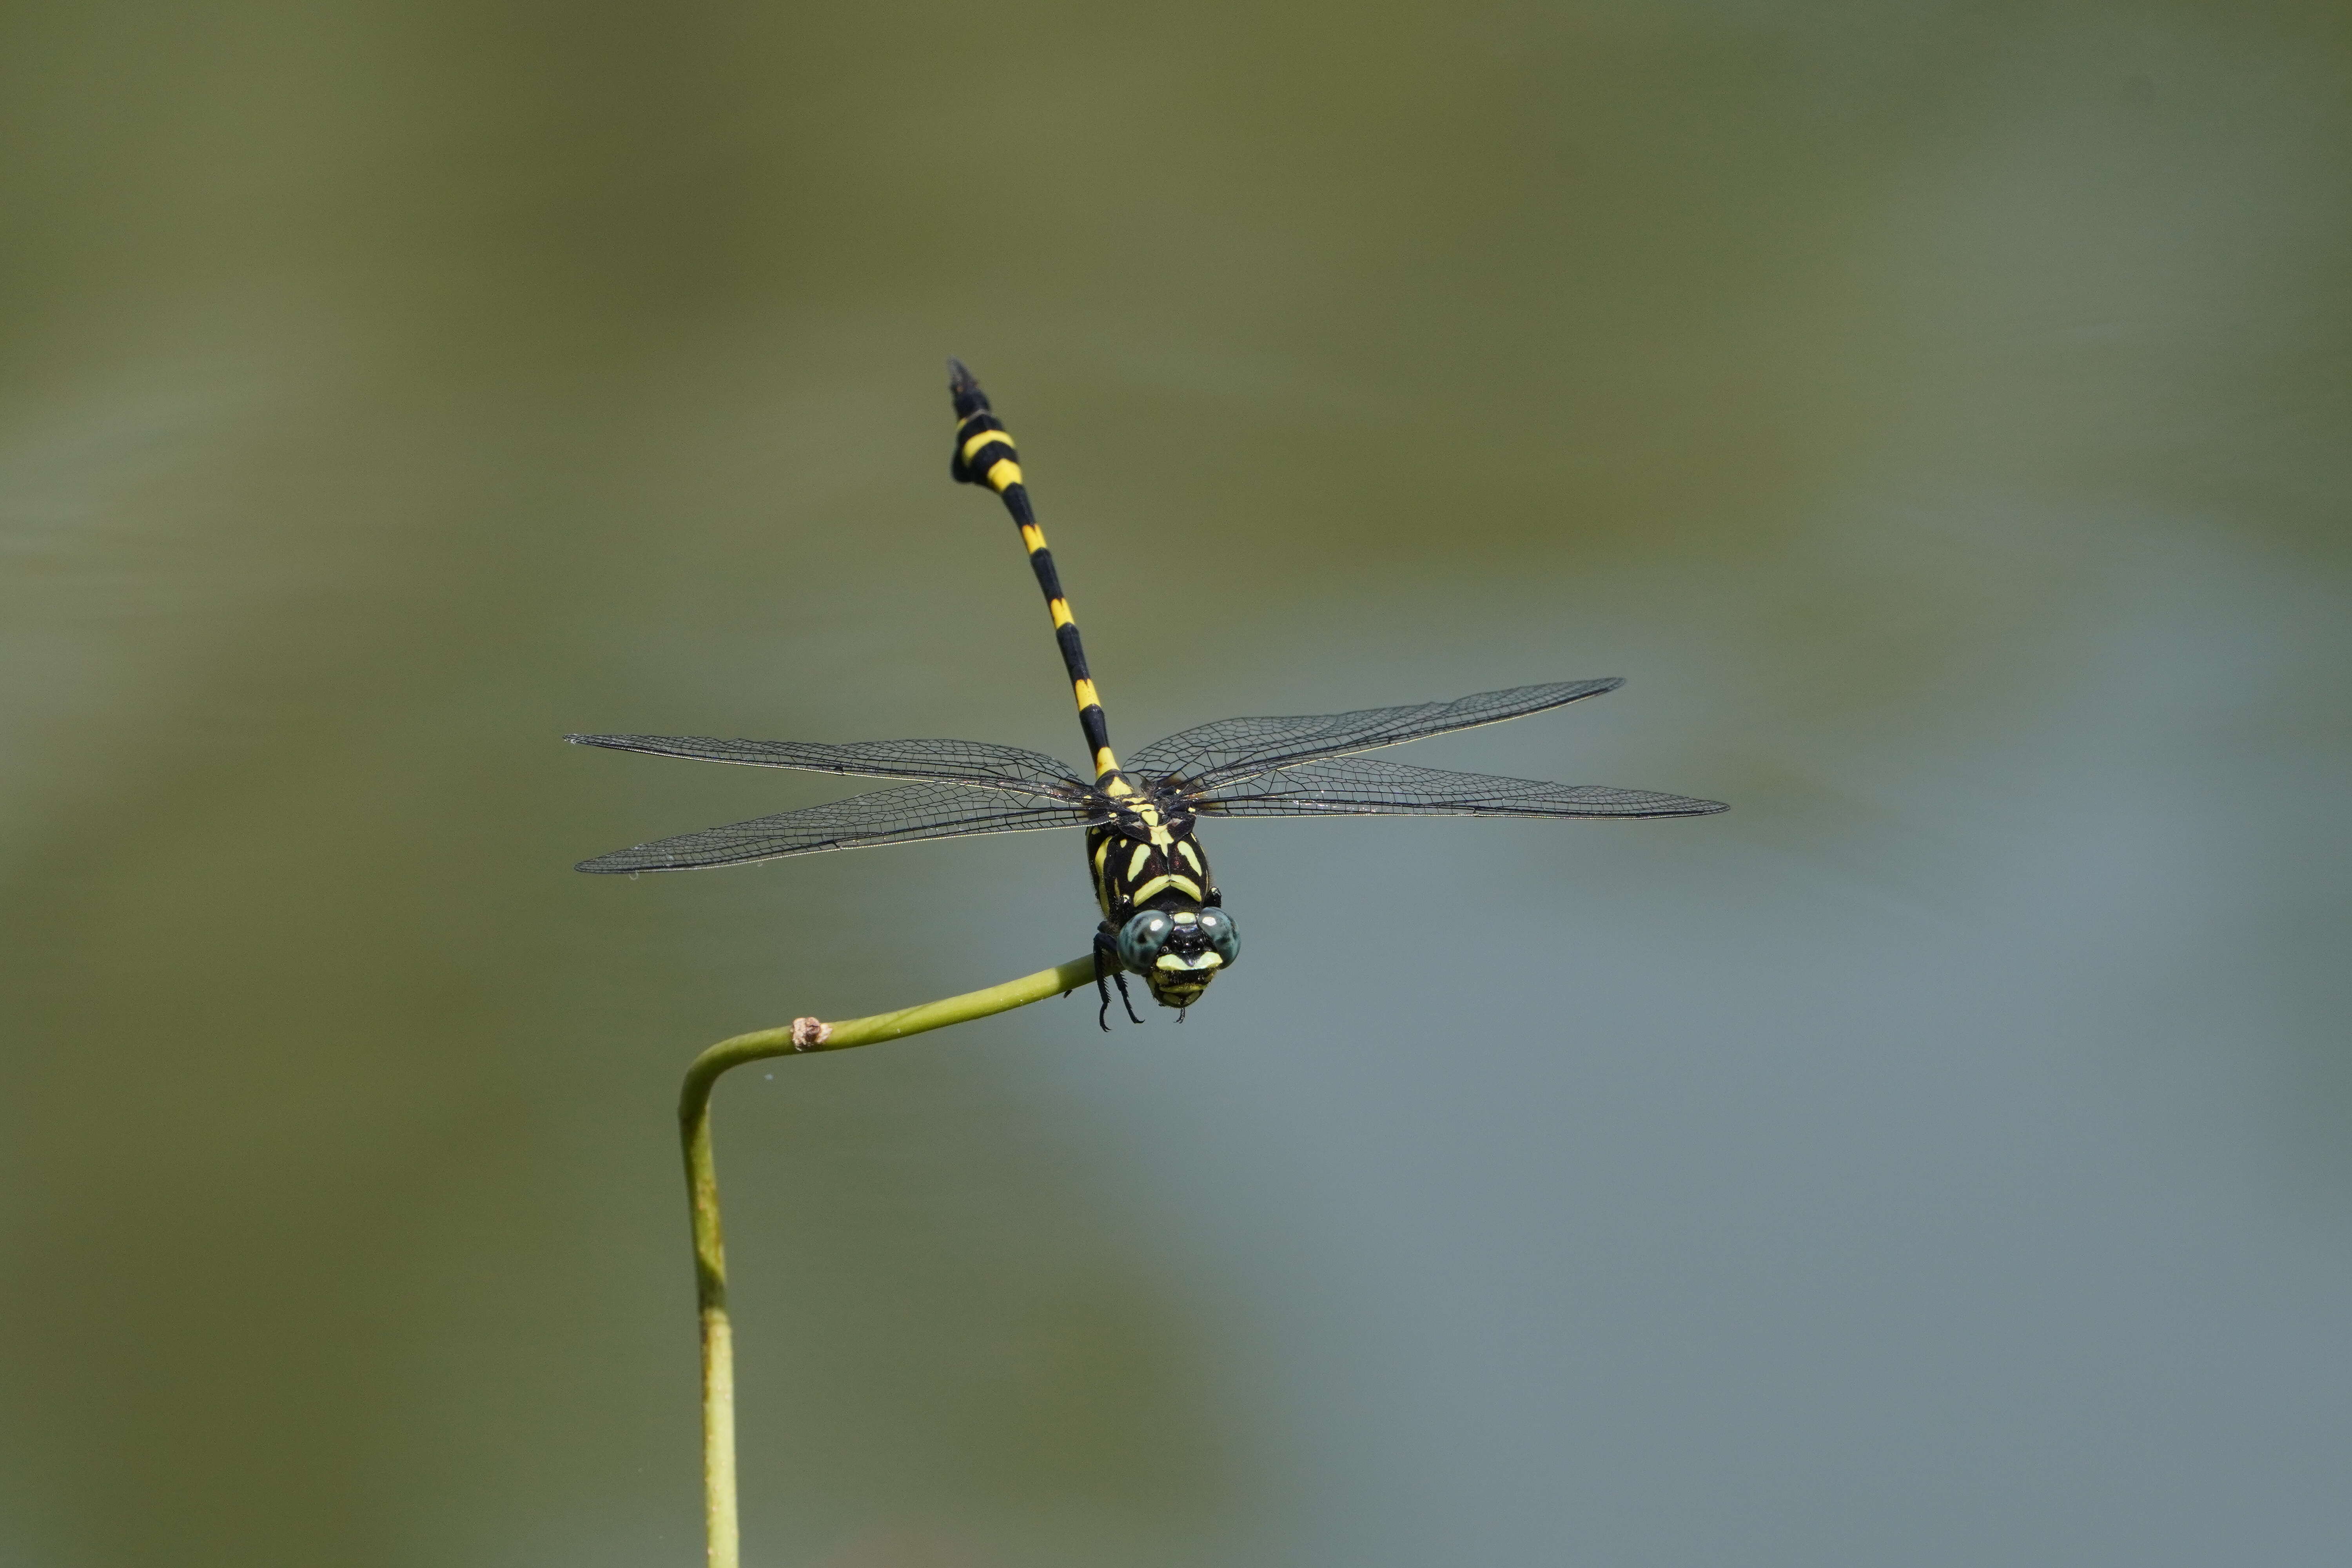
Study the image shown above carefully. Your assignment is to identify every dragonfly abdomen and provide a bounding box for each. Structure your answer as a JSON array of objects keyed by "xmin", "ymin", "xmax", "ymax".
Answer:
[{"xmin": 949, "ymin": 360, "xmax": 1124, "ymax": 789}]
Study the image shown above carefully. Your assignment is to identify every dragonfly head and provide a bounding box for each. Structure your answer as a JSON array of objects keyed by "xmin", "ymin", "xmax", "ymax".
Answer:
[{"xmin": 1116, "ymin": 905, "xmax": 1239, "ymax": 1009}]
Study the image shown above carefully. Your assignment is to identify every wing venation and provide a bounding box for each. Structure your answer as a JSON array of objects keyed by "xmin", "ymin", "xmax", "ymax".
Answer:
[
  {"xmin": 1194, "ymin": 755, "xmax": 1726, "ymax": 820},
  {"xmin": 566, "ymin": 733, "xmax": 1086, "ymax": 799},
  {"xmin": 575, "ymin": 781, "xmax": 1096, "ymax": 873},
  {"xmin": 1129, "ymin": 679, "xmax": 1625, "ymax": 796}
]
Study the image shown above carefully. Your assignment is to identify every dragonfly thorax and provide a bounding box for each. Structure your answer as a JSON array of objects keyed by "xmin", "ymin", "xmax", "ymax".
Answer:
[
  {"xmin": 1087, "ymin": 789, "xmax": 1227, "ymax": 1009},
  {"xmin": 1087, "ymin": 808, "xmax": 1217, "ymax": 921}
]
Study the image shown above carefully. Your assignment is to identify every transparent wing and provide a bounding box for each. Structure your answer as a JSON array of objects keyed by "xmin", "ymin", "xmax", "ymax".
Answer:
[
  {"xmin": 1129, "ymin": 679, "xmax": 1625, "ymax": 796},
  {"xmin": 566, "ymin": 733, "xmax": 1087, "ymax": 800},
  {"xmin": 1194, "ymin": 755, "xmax": 1726, "ymax": 820},
  {"xmin": 575, "ymin": 781, "xmax": 1096, "ymax": 873}
]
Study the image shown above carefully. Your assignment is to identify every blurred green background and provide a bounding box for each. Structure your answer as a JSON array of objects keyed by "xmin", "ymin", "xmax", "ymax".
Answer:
[{"xmin": 4, "ymin": 2, "xmax": 2349, "ymax": 1564}]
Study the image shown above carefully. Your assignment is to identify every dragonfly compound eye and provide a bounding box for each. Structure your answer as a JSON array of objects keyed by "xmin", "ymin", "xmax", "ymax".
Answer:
[
  {"xmin": 1194, "ymin": 907, "xmax": 1239, "ymax": 965},
  {"xmin": 1116, "ymin": 909, "xmax": 1176, "ymax": 972}
]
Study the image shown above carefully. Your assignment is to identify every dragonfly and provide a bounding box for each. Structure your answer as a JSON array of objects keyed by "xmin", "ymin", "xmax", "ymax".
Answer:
[{"xmin": 572, "ymin": 362, "xmax": 1726, "ymax": 1027}]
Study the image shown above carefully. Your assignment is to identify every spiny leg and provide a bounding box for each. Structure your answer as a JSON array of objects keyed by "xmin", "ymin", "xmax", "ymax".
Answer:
[{"xmin": 1092, "ymin": 924, "xmax": 1144, "ymax": 1031}]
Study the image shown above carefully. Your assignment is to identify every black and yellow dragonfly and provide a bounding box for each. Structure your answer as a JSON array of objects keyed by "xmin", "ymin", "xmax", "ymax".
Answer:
[{"xmin": 572, "ymin": 362, "xmax": 1725, "ymax": 1027}]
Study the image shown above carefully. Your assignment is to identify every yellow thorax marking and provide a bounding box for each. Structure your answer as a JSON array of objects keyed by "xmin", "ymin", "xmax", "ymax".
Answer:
[
  {"xmin": 1176, "ymin": 839, "xmax": 1203, "ymax": 872},
  {"xmin": 960, "ymin": 427, "xmax": 1016, "ymax": 461},
  {"xmin": 1125, "ymin": 844, "xmax": 1151, "ymax": 880},
  {"xmin": 1129, "ymin": 800, "xmax": 1174, "ymax": 848},
  {"xmin": 1129, "ymin": 872, "xmax": 1202, "ymax": 904}
]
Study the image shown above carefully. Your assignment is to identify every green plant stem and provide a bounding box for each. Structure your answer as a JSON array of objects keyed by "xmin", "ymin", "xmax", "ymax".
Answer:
[{"xmin": 677, "ymin": 954, "xmax": 1098, "ymax": 1568}]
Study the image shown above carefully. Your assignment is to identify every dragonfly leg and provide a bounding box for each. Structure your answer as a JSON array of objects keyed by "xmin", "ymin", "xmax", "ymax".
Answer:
[{"xmin": 1093, "ymin": 925, "xmax": 1145, "ymax": 1030}]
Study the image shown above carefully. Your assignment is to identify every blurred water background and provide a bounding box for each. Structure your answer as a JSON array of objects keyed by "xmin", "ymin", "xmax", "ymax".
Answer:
[{"xmin": 4, "ymin": 3, "xmax": 2349, "ymax": 1565}]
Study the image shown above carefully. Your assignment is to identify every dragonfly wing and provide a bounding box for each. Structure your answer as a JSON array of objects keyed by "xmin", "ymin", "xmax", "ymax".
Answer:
[
  {"xmin": 566, "ymin": 733, "xmax": 1087, "ymax": 799},
  {"xmin": 1194, "ymin": 755, "xmax": 1726, "ymax": 819},
  {"xmin": 575, "ymin": 781, "xmax": 1098, "ymax": 873},
  {"xmin": 1130, "ymin": 679, "xmax": 1624, "ymax": 796}
]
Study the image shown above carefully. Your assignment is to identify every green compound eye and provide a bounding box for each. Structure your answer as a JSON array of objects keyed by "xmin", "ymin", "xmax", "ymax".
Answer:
[
  {"xmin": 1194, "ymin": 907, "xmax": 1240, "ymax": 965},
  {"xmin": 1116, "ymin": 908, "xmax": 1176, "ymax": 972}
]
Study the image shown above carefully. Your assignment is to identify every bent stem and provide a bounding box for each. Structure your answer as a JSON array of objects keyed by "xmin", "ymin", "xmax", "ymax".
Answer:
[{"xmin": 677, "ymin": 954, "xmax": 1098, "ymax": 1568}]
